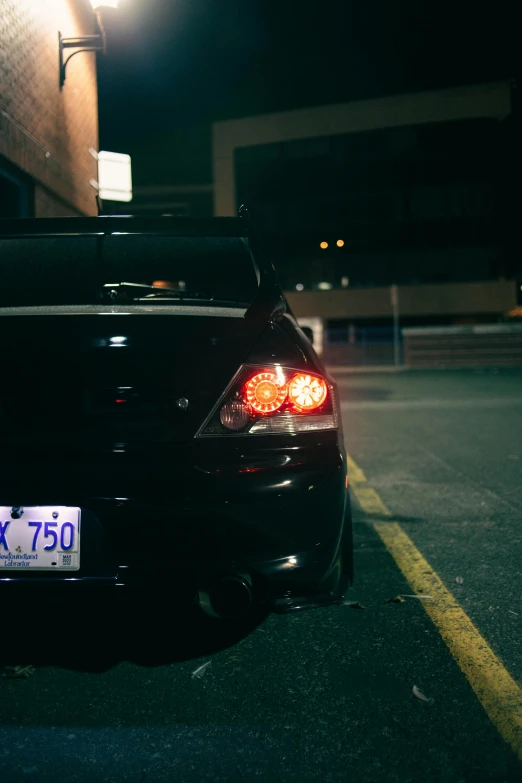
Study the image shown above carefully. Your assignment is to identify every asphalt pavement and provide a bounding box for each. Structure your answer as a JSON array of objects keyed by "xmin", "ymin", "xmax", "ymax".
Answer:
[{"xmin": 1, "ymin": 368, "xmax": 521, "ymax": 783}]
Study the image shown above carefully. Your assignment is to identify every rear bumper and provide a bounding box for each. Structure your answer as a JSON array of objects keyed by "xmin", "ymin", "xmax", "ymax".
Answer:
[
  {"xmin": 0, "ymin": 434, "xmax": 351, "ymax": 612},
  {"xmin": 0, "ymin": 551, "xmax": 350, "ymax": 614}
]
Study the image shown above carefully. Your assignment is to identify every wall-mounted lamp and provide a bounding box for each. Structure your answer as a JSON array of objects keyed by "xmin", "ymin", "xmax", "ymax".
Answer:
[{"xmin": 59, "ymin": 1, "xmax": 120, "ymax": 88}]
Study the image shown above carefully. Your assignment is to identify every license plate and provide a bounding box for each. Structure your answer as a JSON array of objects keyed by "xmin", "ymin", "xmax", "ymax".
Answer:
[{"xmin": 0, "ymin": 506, "xmax": 80, "ymax": 571}]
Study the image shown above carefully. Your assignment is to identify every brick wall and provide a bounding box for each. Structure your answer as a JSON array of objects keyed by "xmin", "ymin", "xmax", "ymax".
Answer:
[
  {"xmin": 34, "ymin": 185, "xmax": 82, "ymax": 217},
  {"xmin": 0, "ymin": 0, "xmax": 99, "ymax": 216}
]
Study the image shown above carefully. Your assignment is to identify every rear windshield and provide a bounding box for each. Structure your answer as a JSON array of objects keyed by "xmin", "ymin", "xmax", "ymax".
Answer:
[{"xmin": 0, "ymin": 235, "xmax": 258, "ymax": 307}]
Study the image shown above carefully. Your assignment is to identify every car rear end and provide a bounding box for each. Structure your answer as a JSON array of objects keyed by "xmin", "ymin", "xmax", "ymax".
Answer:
[{"xmin": 0, "ymin": 216, "xmax": 351, "ymax": 617}]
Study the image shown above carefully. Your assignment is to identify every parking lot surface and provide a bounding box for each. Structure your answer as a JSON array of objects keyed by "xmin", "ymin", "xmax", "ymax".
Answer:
[{"xmin": 1, "ymin": 368, "xmax": 521, "ymax": 782}]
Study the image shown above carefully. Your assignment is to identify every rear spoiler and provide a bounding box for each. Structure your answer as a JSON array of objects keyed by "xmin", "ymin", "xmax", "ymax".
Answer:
[
  {"xmin": 238, "ymin": 206, "xmax": 288, "ymax": 322},
  {"xmin": 0, "ymin": 211, "xmax": 289, "ymax": 322}
]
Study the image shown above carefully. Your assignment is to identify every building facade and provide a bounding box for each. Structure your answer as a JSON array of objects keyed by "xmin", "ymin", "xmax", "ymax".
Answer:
[
  {"xmin": 210, "ymin": 82, "xmax": 519, "ymax": 360},
  {"xmin": 1, "ymin": 0, "xmax": 99, "ymax": 217}
]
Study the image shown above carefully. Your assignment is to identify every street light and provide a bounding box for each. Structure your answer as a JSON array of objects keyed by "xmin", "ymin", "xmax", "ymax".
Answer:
[{"xmin": 59, "ymin": 1, "xmax": 120, "ymax": 87}]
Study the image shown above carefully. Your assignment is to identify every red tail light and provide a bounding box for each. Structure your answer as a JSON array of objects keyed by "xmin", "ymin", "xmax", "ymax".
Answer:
[
  {"xmin": 288, "ymin": 373, "xmax": 327, "ymax": 411},
  {"xmin": 197, "ymin": 366, "xmax": 338, "ymax": 437},
  {"xmin": 245, "ymin": 371, "xmax": 287, "ymax": 414}
]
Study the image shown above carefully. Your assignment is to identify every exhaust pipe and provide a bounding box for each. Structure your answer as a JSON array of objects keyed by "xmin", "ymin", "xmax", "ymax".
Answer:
[{"xmin": 198, "ymin": 573, "xmax": 253, "ymax": 620}]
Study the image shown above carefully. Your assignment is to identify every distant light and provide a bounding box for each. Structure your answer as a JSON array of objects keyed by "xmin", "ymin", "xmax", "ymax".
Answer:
[
  {"xmin": 341, "ymin": 276, "xmax": 349, "ymax": 288},
  {"xmin": 318, "ymin": 282, "xmax": 332, "ymax": 291},
  {"xmin": 320, "ymin": 241, "xmax": 328, "ymax": 250},
  {"xmin": 336, "ymin": 239, "xmax": 345, "ymax": 248},
  {"xmin": 153, "ymin": 280, "xmax": 173, "ymax": 289},
  {"xmin": 109, "ymin": 336, "xmax": 126, "ymax": 344},
  {"xmin": 90, "ymin": 0, "xmax": 120, "ymax": 9},
  {"xmin": 296, "ymin": 283, "xmax": 304, "ymax": 291}
]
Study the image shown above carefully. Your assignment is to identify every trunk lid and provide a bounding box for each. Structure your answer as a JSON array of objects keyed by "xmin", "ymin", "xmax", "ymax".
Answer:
[{"xmin": 0, "ymin": 308, "xmax": 266, "ymax": 452}]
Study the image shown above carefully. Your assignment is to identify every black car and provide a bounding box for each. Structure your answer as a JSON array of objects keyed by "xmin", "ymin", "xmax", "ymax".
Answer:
[{"xmin": 0, "ymin": 213, "xmax": 352, "ymax": 619}]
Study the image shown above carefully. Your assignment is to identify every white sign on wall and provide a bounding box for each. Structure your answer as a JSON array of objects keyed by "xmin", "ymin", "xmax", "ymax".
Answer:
[{"xmin": 98, "ymin": 150, "xmax": 132, "ymax": 202}]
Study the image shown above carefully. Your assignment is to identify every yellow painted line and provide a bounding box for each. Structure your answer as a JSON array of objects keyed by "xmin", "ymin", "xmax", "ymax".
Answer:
[
  {"xmin": 353, "ymin": 486, "xmax": 392, "ymax": 518},
  {"xmin": 348, "ymin": 453, "xmax": 522, "ymax": 762},
  {"xmin": 346, "ymin": 454, "xmax": 367, "ymax": 484}
]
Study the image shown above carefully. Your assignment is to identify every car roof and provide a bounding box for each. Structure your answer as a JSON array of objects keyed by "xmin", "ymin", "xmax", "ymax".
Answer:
[{"xmin": 0, "ymin": 215, "xmax": 248, "ymax": 238}]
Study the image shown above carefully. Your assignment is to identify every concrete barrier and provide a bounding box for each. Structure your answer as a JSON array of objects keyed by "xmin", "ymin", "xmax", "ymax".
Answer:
[{"xmin": 402, "ymin": 324, "xmax": 522, "ymax": 367}]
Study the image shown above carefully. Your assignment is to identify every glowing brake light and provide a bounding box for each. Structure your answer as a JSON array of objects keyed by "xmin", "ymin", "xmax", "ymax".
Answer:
[
  {"xmin": 196, "ymin": 365, "xmax": 337, "ymax": 437},
  {"xmin": 245, "ymin": 371, "xmax": 286, "ymax": 414},
  {"xmin": 288, "ymin": 373, "xmax": 327, "ymax": 411}
]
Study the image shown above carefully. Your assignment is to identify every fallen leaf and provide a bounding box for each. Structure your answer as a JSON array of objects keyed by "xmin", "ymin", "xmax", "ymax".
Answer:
[
  {"xmin": 384, "ymin": 595, "xmax": 405, "ymax": 604},
  {"xmin": 508, "ymin": 610, "xmax": 518, "ymax": 616},
  {"xmin": 455, "ymin": 576, "xmax": 464, "ymax": 584},
  {"xmin": 2, "ymin": 665, "xmax": 35, "ymax": 679},
  {"xmin": 342, "ymin": 601, "xmax": 366, "ymax": 609},
  {"xmin": 412, "ymin": 684, "xmax": 430, "ymax": 702},
  {"xmin": 402, "ymin": 595, "xmax": 433, "ymax": 600},
  {"xmin": 191, "ymin": 661, "xmax": 212, "ymax": 680}
]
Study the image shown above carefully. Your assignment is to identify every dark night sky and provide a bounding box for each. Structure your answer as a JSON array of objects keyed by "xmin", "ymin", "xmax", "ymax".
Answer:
[{"xmin": 98, "ymin": 0, "xmax": 516, "ymax": 186}]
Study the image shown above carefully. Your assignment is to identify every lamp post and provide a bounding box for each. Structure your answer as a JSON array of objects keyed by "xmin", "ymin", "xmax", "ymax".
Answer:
[{"xmin": 59, "ymin": 1, "xmax": 120, "ymax": 88}]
